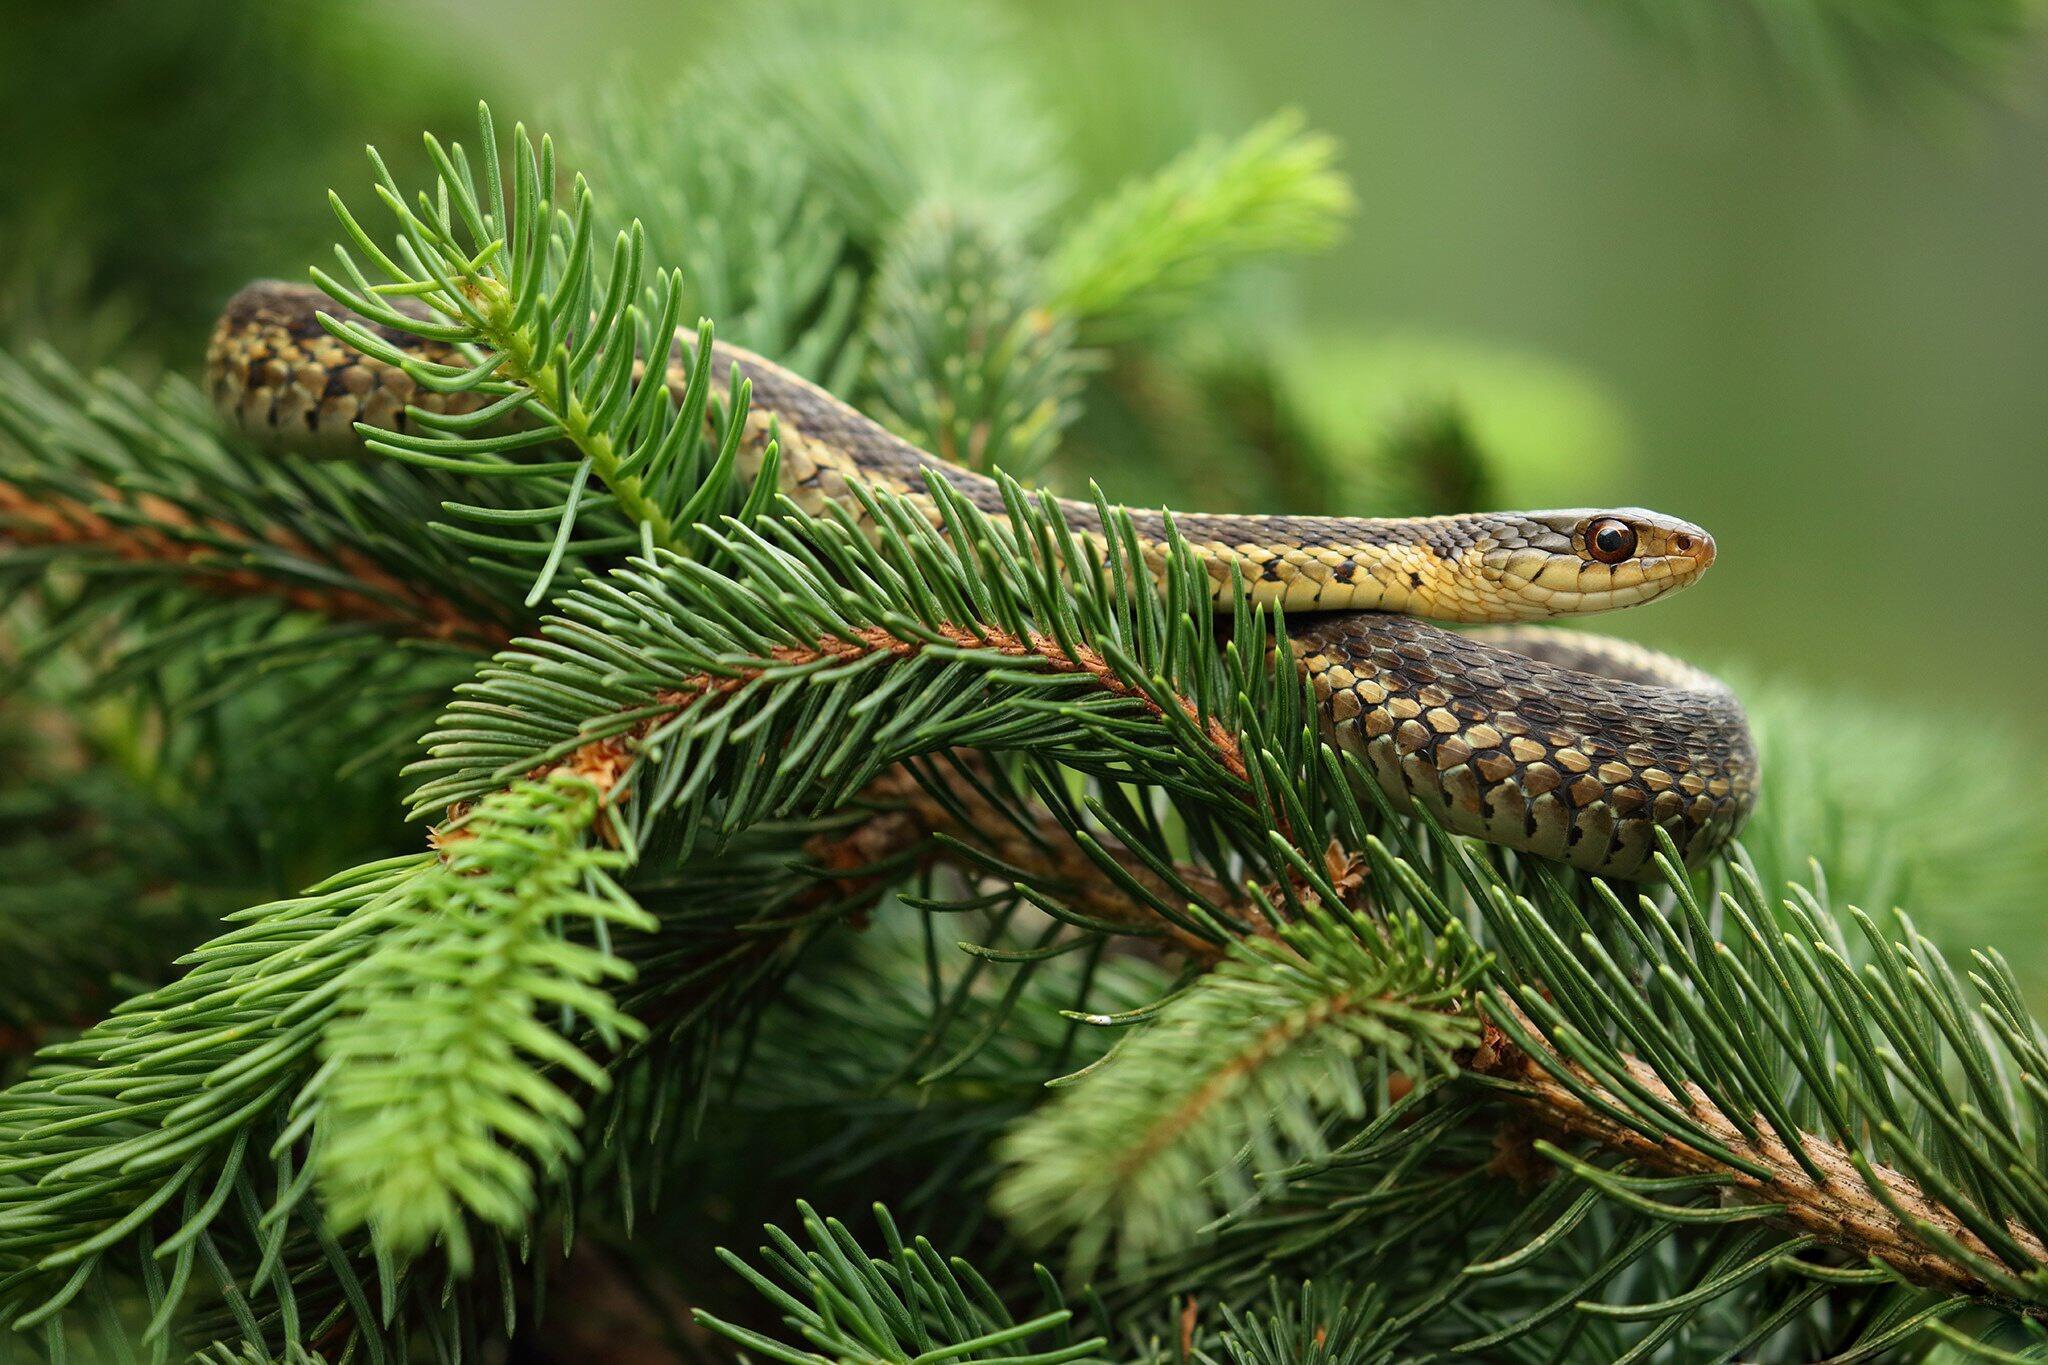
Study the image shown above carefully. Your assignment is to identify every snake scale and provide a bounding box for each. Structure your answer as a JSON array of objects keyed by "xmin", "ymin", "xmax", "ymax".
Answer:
[{"xmin": 208, "ymin": 281, "xmax": 1757, "ymax": 879}]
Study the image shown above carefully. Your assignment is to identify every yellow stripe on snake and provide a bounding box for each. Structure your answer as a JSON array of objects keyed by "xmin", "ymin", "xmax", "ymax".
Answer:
[{"xmin": 208, "ymin": 282, "xmax": 1757, "ymax": 879}]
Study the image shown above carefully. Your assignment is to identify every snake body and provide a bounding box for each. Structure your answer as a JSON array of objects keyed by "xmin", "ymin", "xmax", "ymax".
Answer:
[{"xmin": 209, "ymin": 282, "xmax": 1757, "ymax": 878}]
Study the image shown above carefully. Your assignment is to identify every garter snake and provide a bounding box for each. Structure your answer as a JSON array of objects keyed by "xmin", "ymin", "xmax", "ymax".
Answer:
[{"xmin": 208, "ymin": 281, "xmax": 1757, "ymax": 879}]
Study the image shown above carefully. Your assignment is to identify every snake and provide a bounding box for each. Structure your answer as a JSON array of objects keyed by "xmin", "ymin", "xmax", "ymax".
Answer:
[{"xmin": 207, "ymin": 281, "xmax": 1757, "ymax": 880}]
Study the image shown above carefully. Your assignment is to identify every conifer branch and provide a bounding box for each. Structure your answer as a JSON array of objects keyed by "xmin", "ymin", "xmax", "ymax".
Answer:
[
  {"xmin": 1471, "ymin": 1002, "xmax": 2048, "ymax": 1315},
  {"xmin": 0, "ymin": 703, "xmax": 265, "ymax": 1053},
  {"xmin": 995, "ymin": 909, "xmax": 1483, "ymax": 1275},
  {"xmin": 0, "ymin": 345, "xmax": 526, "ymax": 765},
  {"xmin": 1591, "ymin": 0, "xmax": 2040, "ymax": 101},
  {"xmin": 833, "ymin": 765, "xmax": 1233, "ymax": 958},
  {"xmin": 573, "ymin": 84, "xmax": 862, "ymax": 385},
  {"xmin": 438, "ymin": 611, "xmax": 1257, "ymax": 959},
  {"xmin": 424, "ymin": 522, "xmax": 2046, "ymax": 1321},
  {"xmin": 701, "ymin": 3, "xmax": 1069, "ymax": 243},
  {"xmin": 396, "ymin": 464, "xmax": 2048, "ymax": 1330},
  {"xmin": 862, "ymin": 206, "xmax": 1080, "ymax": 478},
  {"xmin": 0, "ymin": 476, "xmax": 508, "ymax": 650},
  {"xmin": 1046, "ymin": 112, "xmax": 1351, "ymax": 333},
  {"xmin": 13, "ymin": 365, "xmax": 2042, "ymax": 1349},
  {"xmin": 1204, "ymin": 1280, "xmax": 1400, "ymax": 1365},
  {"xmin": 316, "ymin": 108, "xmax": 772, "ymax": 607},
  {"xmin": 695, "ymin": 1202, "xmax": 1106, "ymax": 1365},
  {"xmin": 493, "ymin": 619, "xmax": 1253, "ymax": 824},
  {"xmin": 314, "ymin": 773, "xmax": 654, "ymax": 1267}
]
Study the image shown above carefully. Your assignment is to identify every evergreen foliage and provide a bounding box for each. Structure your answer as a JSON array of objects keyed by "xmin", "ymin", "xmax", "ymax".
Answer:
[
  {"xmin": 1203, "ymin": 1280, "xmax": 1400, "ymax": 1365},
  {"xmin": 2, "ymin": 4, "xmax": 2047, "ymax": 1359},
  {"xmin": 1596, "ymin": 0, "xmax": 2041, "ymax": 100},
  {"xmin": 864, "ymin": 206, "xmax": 1080, "ymax": 479},
  {"xmin": 1044, "ymin": 113, "xmax": 1349, "ymax": 336},
  {"xmin": 313, "ymin": 774, "xmax": 650, "ymax": 1267},
  {"xmin": 695, "ymin": 1203, "xmax": 1105, "ymax": 1364},
  {"xmin": 993, "ymin": 910, "xmax": 1483, "ymax": 1275}
]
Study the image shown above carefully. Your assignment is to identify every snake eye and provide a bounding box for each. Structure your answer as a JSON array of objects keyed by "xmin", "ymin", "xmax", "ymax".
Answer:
[{"xmin": 1585, "ymin": 518, "xmax": 1638, "ymax": 564}]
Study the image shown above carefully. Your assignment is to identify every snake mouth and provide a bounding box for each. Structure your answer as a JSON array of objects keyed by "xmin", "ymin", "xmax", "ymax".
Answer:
[
  {"xmin": 1622, "ymin": 514, "xmax": 1716, "ymax": 586},
  {"xmin": 1664, "ymin": 526, "xmax": 1716, "ymax": 575},
  {"xmin": 1624, "ymin": 518, "xmax": 1717, "ymax": 598}
]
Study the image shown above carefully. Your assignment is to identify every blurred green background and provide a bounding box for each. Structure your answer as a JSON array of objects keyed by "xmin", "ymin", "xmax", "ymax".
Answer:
[{"xmin": 6, "ymin": 0, "xmax": 2045, "ymax": 961}]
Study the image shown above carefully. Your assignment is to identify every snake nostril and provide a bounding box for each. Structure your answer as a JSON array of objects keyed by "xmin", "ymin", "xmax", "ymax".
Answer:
[{"xmin": 1673, "ymin": 534, "xmax": 1694, "ymax": 553}]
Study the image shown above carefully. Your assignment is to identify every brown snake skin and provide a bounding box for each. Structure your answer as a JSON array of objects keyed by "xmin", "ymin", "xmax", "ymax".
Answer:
[{"xmin": 208, "ymin": 281, "xmax": 1757, "ymax": 879}]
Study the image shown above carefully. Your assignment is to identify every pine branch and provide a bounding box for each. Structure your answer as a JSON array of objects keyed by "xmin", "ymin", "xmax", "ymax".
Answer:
[
  {"xmin": 694, "ymin": 1202, "xmax": 1107, "ymax": 1364},
  {"xmin": 0, "ymin": 345, "xmax": 522, "ymax": 776},
  {"xmin": 1199, "ymin": 1280, "xmax": 1400, "ymax": 1365},
  {"xmin": 1590, "ymin": 0, "xmax": 2040, "ymax": 102},
  {"xmin": 674, "ymin": 900, "xmax": 1170, "ymax": 1262},
  {"xmin": 317, "ymin": 106, "xmax": 773, "ymax": 607},
  {"xmin": 0, "ymin": 475, "xmax": 505, "ymax": 651},
  {"xmin": 0, "ymin": 855, "xmax": 447, "ymax": 1344},
  {"xmin": 324, "ymin": 174, "xmax": 679, "ymax": 549},
  {"xmin": 0, "ymin": 702, "xmax": 244, "ymax": 1047},
  {"xmin": 312, "ymin": 773, "xmax": 654, "ymax": 1269},
  {"xmin": 0, "ymin": 800, "xmax": 878, "ymax": 1352},
  {"xmin": 1471, "ymin": 1000, "xmax": 2048, "ymax": 1310},
  {"xmin": 398, "ymin": 466, "xmax": 1317, "ymax": 877},
  {"xmin": 0, "ymin": 349, "xmax": 520, "ymax": 644},
  {"xmin": 427, "ymin": 607, "xmax": 1254, "ymax": 958},
  {"xmin": 392, "ymin": 459, "xmax": 2048, "ymax": 1328},
  {"xmin": 6, "ymin": 429, "xmax": 2047, "ymax": 1348},
  {"xmin": 1457, "ymin": 841, "xmax": 2048, "ymax": 1322},
  {"xmin": 993, "ymin": 908, "xmax": 1484, "ymax": 1276},
  {"xmin": 11, "ymin": 344, "xmax": 2043, "ymax": 1349},
  {"xmin": 861, "ymin": 206, "xmax": 1081, "ymax": 479},
  {"xmin": 571, "ymin": 83, "xmax": 862, "ymax": 385},
  {"xmin": 9, "ymin": 78, "xmax": 2048, "ymax": 1355},
  {"xmin": 701, "ymin": 0, "xmax": 1069, "ymax": 243},
  {"xmin": 455, "ymin": 613, "xmax": 1251, "ymax": 844},
  {"xmin": 833, "ymin": 763, "xmax": 1232, "ymax": 959},
  {"xmin": 1045, "ymin": 112, "xmax": 1351, "ymax": 334},
  {"xmin": 1213, "ymin": 833, "xmax": 2048, "ymax": 1342},
  {"xmin": 193, "ymin": 1343, "xmax": 327, "ymax": 1365}
]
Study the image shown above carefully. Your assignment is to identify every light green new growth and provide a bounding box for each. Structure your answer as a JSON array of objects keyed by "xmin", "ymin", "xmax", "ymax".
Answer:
[
  {"xmin": 1047, "ymin": 112, "xmax": 1351, "ymax": 331},
  {"xmin": 317, "ymin": 105, "xmax": 771, "ymax": 604},
  {"xmin": 571, "ymin": 85, "xmax": 862, "ymax": 385},
  {"xmin": 994, "ymin": 910, "xmax": 1484, "ymax": 1274},
  {"xmin": 313, "ymin": 774, "xmax": 652, "ymax": 1269}
]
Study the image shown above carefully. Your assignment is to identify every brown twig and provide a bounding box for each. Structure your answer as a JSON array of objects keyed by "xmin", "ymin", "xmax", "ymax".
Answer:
[
  {"xmin": 815, "ymin": 764, "xmax": 1232, "ymax": 960},
  {"xmin": 508, "ymin": 623, "xmax": 1258, "ymax": 897},
  {"xmin": 0, "ymin": 478, "xmax": 511, "ymax": 651},
  {"xmin": 1466, "ymin": 1006, "xmax": 2048, "ymax": 1313}
]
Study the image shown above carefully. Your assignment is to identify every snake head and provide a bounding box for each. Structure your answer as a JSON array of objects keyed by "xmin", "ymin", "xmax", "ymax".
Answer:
[{"xmin": 1479, "ymin": 508, "xmax": 1716, "ymax": 617}]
